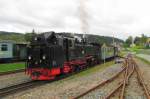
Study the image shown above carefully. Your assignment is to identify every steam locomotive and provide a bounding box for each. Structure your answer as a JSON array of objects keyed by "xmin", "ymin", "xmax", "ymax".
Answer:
[{"xmin": 26, "ymin": 32, "xmax": 118, "ymax": 80}]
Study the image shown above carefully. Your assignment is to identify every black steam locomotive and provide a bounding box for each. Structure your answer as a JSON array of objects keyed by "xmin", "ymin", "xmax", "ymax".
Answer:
[{"xmin": 26, "ymin": 32, "xmax": 118, "ymax": 80}]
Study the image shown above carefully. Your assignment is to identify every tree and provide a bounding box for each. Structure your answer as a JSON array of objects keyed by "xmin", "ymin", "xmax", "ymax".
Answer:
[
  {"xmin": 140, "ymin": 34, "xmax": 147, "ymax": 46},
  {"xmin": 134, "ymin": 36, "xmax": 141, "ymax": 46},
  {"xmin": 24, "ymin": 29, "xmax": 36, "ymax": 42},
  {"xmin": 125, "ymin": 36, "xmax": 133, "ymax": 47}
]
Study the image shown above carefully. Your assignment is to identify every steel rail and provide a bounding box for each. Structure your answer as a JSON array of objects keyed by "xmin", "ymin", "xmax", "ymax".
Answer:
[{"xmin": 0, "ymin": 69, "xmax": 24, "ymax": 76}]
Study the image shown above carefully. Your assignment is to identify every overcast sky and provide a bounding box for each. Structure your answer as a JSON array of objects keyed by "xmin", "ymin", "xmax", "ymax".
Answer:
[{"xmin": 0, "ymin": 0, "xmax": 150, "ymax": 40}]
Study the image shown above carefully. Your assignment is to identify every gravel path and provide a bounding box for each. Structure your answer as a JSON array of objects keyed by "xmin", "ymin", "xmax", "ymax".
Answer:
[
  {"xmin": 0, "ymin": 72, "xmax": 31, "ymax": 89},
  {"xmin": 4, "ymin": 63, "xmax": 123, "ymax": 99}
]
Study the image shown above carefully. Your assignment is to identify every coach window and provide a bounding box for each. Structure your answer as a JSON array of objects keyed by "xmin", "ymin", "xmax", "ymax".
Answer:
[
  {"xmin": 1, "ymin": 44, "xmax": 8, "ymax": 51},
  {"xmin": 63, "ymin": 39, "xmax": 67, "ymax": 46}
]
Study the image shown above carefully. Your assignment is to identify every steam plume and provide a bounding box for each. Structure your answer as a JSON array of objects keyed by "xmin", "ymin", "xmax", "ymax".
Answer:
[{"xmin": 78, "ymin": 0, "xmax": 89, "ymax": 34}]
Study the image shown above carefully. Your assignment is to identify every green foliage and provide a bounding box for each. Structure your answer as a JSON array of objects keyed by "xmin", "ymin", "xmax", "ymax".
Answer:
[
  {"xmin": 24, "ymin": 29, "xmax": 36, "ymax": 42},
  {"xmin": 58, "ymin": 33, "xmax": 124, "ymax": 45},
  {"xmin": 133, "ymin": 34, "xmax": 148, "ymax": 48},
  {"xmin": 0, "ymin": 31, "xmax": 124, "ymax": 45},
  {"xmin": 125, "ymin": 34, "xmax": 149, "ymax": 48},
  {"xmin": 125, "ymin": 36, "xmax": 133, "ymax": 47},
  {"xmin": 0, "ymin": 31, "xmax": 26, "ymax": 42},
  {"xmin": 140, "ymin": 34, "xmax": 147, "ymax": 45},
  {"xmin": 134, "ymin": 36, "xmax": 141, "ymax": 46},
  {"xmin": 86, "ymin": 34, "xmax": 124, "ymax": 45},
  {"xmin": 0, "ymin": 30, "xmax": 36, "ymax": 43},
  {"xmin": 24, "ymin": 33, "xmax": 36, "ymax": 42}
]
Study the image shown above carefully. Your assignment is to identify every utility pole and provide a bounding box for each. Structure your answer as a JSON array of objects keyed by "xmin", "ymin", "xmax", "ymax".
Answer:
[
  {"xmin": 104, "ymin": 47, "xmax": 105, "ymax": 65},
  {"xmin": 113, "ymin": 33, "xmax": 115, "ymax": 46}
]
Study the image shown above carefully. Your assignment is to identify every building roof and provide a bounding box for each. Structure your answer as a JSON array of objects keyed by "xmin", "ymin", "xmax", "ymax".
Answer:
[
  {"xmin": 0, "ymin": 40, "xmax": 28, "ymax": 45},
  {"xmin": 0, "ymin": 40, "xmax": 15, "ymax": 43}
]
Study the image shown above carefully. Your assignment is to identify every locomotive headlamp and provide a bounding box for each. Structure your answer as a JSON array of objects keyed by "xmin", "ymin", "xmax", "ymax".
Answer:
[
  {"xmin": 28, "ymin": 56, "xmax": 31, "ymax": 60},
  {"xmin": 34, "ymin": 37, "xmax": 37, "ymax": 40},
  {"xmin": 42, "ymin": 55, "xmax": 46, "ymax": 60}
]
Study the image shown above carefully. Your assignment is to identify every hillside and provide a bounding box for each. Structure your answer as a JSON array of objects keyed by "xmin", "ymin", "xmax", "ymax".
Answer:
[
  {"xmin": 0, "ymin": 31, "xmax": 124, "ymax": 44},
  {"xmin": 83, "ymin": 34, "xmax": 123, "ymax": 44},
  {"xmin": 58, "ymin": 32, "xmax": 124, "ymax": 45},
  {"xmin": 0, "ymin": 31, "xmax": 26, "ymax": 42}
]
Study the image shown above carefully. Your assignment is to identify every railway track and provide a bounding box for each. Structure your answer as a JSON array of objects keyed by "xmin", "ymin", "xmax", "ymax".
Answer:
[
  {"xmin": 0, "ymin": 69, "xmax": 24, "ymax": 76},
  {"xmin": 0, "ymin": 66, "xmax": 93, "ymax": 98},
  {"xmin": 0, "ymin": 80, "xmax": 50, "ymax": 97},
  {"xmin": 0, "ymin": 56, "xmax": 149, "ymax": 98},
  {"xmin": 73, "ymin": 55, "xmax": 150, "ymax": 99}
]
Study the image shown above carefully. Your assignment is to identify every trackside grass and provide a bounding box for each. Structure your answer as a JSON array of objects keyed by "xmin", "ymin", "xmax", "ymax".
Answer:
[
  {"xmin": 0, "ymin": 61, "xmax": 114, "ymax": 75},
  {"xmin": 0, "ymin": 62, "xmax": 25, "ymax": 73}
]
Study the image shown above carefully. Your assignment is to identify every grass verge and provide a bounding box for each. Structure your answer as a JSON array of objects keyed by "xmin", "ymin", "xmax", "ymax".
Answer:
[{"xmin": 0, "ymin": 62, "xmax": 25, "ymax": 73}]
